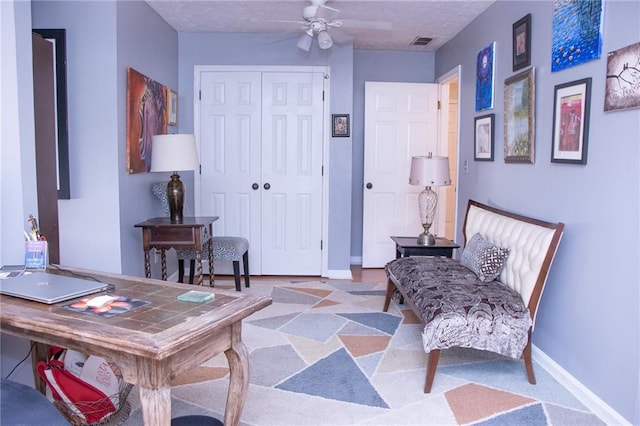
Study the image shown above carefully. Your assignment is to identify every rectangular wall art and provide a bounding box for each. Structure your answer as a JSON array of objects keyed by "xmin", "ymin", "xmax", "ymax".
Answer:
[
  {"xmin": 476, "ymin": 42, "xmax": 496, "ymax": 111},
  {"xmin": 552, "ymin": 78, "xmax": 591, "ymax": 164},
  {"xmin": 504, "ymin": 68, "xmax": 535, "ymax": 163},
  {"xmin": 551, "ymin": 0, "xmax": 604, "ymax": 72},
  {"xmin": 604, "ymin": 41, "xmax": 640, "ymax": 111},
  {"xmin": 126, "ymin": 67, "xmax": 174, "ymax": 174}
]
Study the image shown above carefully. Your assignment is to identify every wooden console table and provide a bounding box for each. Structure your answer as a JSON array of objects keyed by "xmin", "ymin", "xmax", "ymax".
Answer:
[
  {"xmin": 0, "ymin": 265, "xmax": 272, "ymax": 426},
  {"xmin": 135, "ymin": 217, "xmax": 218, "ymax": 286}
]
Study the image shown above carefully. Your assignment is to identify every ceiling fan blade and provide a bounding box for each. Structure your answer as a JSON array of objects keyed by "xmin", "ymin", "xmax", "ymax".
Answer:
[
  {"xmin": 338, "ymin": 19, "xmax": 392, "ymax": 31},
  {"xmin": 247, "ymin": 18, "xmax": 308, "ymax": 29},
  {"xmin": 315, "ymin": 4, "xmax": 340, "ymax": 22},
  {"xmin": 328, "ymin": 27, "xmax": 353, "ymax": 44}
]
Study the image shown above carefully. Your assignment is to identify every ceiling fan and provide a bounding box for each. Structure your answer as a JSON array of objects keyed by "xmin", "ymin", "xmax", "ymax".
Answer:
[{"xmin": 260, "ymin": 0, "xmax": 392, "ymax": 51}]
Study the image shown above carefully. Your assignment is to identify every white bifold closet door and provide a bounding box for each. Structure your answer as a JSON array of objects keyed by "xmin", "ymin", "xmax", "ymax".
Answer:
[{"xmin": 198, "ymin": 70, "xmax": 324, "ymax": 276}]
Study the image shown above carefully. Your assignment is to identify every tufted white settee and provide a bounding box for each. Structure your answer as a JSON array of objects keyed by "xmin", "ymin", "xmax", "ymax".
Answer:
[{"xmin": 383, "ymin": 199, "xmax": 564, "ymax": 392}]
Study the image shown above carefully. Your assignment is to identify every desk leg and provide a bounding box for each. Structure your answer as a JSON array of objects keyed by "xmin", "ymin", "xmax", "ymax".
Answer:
[
  {"xmin": 223, "ymin": 322, "xmax": 249, "ymax": 426},
  {"xmin": 143, "ymin": 250, "xmax": 151, "ymax": 278},
  {"xmin": 137, "ymin": 360, "xmax": 171, "ymax": 426},
  {"xmin": 139, "ymin": 386, "xmax": 171, "ymax": 426}
]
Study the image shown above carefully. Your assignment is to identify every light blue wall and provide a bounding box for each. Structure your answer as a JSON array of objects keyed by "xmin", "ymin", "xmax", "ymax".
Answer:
[
  {"xmin": 351, "ymin": 50, "xmax": 436, "ymax": 260},
  {"xmin": 178, "ymin": 33, "xmax": 354, "ymax": 273},
  {"xmin": 31, "ymin": 0, "xmax": 178, "ymax": 277},
  {"xmin": 435, "ymin": 1, "xmax": 639, "ymax": 423}
]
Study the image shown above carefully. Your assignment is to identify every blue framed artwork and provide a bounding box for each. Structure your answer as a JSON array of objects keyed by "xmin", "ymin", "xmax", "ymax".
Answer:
[
  {"xmin": 551, "ymin": 0, "xmax": 604, "ymax": 72},
  {"xmin": 476, "ymin": 42, "xmax": 495, "ymax": 111}
]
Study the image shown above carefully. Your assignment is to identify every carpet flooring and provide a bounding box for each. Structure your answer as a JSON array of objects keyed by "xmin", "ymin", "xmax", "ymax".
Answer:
[{"xmin": 122, "ymin": 278, "xmax": 605, "ymax": 425}]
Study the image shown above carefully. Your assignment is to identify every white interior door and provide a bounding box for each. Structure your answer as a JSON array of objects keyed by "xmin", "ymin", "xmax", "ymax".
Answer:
[
  {"xmin": 260, "ymin": 72, "xmax": 324, "ymax": 275},
  {"xmin": 362, "ymin": 82, "xmax": 439, "ymax": 267},
  {"xmin": 197, "ymin": 69, "xmax": 324, "ymax": 276},
  {"xmin": 198, "ymin": 71, "xmax": 263, "ymax": 274}
]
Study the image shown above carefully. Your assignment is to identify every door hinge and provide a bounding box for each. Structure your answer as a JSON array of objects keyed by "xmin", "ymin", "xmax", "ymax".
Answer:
[
  {"xmin": 437, "ymin": 100, "xmax": 441, "ymax": 110},
  {"xmin": 199, "ymin": 90, "xmax": 201, "ymax": 101},
  {"xmin": 320, "ymin": 240, "xmax": 323, "ymax": 250},
  {"xmin": 322, "ymin": 91, "xmax": 325, "ymax": 101},
  {"xmin": 321, "ymin": 165, "xmax": 324, "ymax": 176},
  {"xmin": 199, "ymin": 164, "xmax": 202, "ymax": 175}
]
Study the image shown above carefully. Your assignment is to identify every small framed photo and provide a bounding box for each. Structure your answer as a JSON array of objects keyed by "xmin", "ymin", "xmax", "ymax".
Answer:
[
  {"xmin": 474, "ymin": 114, "xmax": 495, "ymax": 161},
  {"xmin": 551, "ymin": 78, "xmax": 591, "ymax": 164},
  {"xmin": 332, "ymin": 114, "xmax": 350, "ymax": 137},
  {"xmin": 512, "ymin": 14, "xmax": 531, "ymax": 72},
  {"xmin": 167, "ymin": 89, "xmax": 178, "ymax": 126}
]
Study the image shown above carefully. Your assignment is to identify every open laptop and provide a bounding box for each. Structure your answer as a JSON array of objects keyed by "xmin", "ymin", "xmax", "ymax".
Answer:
[{"xmin": 0, "ymin": 272, "xmax": 109, "ymax": 304}]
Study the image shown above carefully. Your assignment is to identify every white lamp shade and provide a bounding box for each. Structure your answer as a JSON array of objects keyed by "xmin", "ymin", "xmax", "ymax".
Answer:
[
  {"xmin": 409, "ymin": 156, "xmax": 451, "ymax": 187},
  {"xmin": 150, "ymin": 134, "xmax": 199, "ymax": 172},
  {"xmin": 317, "ymin": 30, "xmax": 333, "ymax": 49}
]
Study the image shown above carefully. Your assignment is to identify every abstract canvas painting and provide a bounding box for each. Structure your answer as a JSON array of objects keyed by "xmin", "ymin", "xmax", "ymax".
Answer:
[
  {"xmin": 551, "ymin": 0, "xmax": 604, "ymax": 72},
  {"xmin": 476, "ymin": 42, "xmax": 495, "ymax": 111},
  {"xmin": 126, "ymin": 67, "xmax": 168, "ymax": 174},
  {"xmin": 604, "ymin": 42, "xmax": 640, "ymax": 111}
]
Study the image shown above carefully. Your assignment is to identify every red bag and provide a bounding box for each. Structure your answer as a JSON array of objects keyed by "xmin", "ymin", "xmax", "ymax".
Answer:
[{"xmin": 37, "ymin": 359, "xmax": 116, "ymax": 424}]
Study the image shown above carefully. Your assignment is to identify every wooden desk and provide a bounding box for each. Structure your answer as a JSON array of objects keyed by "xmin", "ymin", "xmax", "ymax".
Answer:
[
  {"xmin": 0, "ymin": 265, "xmax": 271, "ymax": 426},
  {"xmin": 134, "ymin": 217, "xmax": 218, "ymax": 286}
]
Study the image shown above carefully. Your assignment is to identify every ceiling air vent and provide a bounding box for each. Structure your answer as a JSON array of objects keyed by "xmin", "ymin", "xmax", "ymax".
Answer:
[{"xmin": 410, "ymin": 37, "xmax": 433, "ymax": 46}]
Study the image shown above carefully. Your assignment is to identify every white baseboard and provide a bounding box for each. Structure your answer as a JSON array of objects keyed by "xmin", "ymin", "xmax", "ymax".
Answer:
[
  {"xmin": 532, "ymin": 345, "xmax": 630, "ymax": 425},
  {"xmin": 326, "ymin": 269, "xmax": 353, "ymax": 279},
  {"xmin": 351, "ymin": 256, "xmax": 362, "ymax": 265}
]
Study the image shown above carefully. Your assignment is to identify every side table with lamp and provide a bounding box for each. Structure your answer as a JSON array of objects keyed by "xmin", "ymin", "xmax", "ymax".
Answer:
[{"xmin": 135, "ymin": 134, "xmax": 218, "ymax": 286}]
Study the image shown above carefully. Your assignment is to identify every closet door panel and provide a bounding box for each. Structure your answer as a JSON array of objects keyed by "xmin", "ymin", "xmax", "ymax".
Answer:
[
  {"xmin": 261, "ymin": 72, "xmax": 323, "ymax": 275},
  {"xmin": 200, "ymin": 71, "xmax": 262, "ymax": 274}
]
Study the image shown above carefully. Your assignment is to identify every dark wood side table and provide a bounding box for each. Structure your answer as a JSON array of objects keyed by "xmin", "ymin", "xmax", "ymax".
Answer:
[
  {"xmin": 134, "ymin": 217, "xmax": 218, "ymax": 286},
  {"xmin": 391, "ymin": 236, "xmax": 460, "ymax": 259}
]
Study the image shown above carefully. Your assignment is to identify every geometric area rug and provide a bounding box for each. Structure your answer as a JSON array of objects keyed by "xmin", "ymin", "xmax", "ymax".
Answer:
[{"xmin": 122, "ymin": 278, "xmax": 605, "ymax": 425}]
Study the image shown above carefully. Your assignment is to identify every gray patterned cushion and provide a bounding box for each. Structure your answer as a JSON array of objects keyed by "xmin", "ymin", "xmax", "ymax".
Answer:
[
  {"xmin": 176, "ymin": 237, "xmax": 248, "ymax": 261},
  {"xmin": 386, "ymin": 256, "xmax": 531, "ymax": 358},
  {"xmin": 460, "ymin": 233, "xmax": 510, "ymax": 282}
]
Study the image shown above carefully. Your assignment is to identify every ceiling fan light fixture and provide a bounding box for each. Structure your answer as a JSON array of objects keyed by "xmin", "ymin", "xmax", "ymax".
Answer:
[
  {"xmin": 297, "ymin": 31, "xmax": 313, "ymax": 51},
  {"xmin": 317, "ymin": 30, "xmax": 333, "ymax": 49}
]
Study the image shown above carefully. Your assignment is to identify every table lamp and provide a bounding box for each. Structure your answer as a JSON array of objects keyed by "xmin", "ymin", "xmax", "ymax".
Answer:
[
  {"xmin": 409, "ymin": 154, "xmax": 451, "ymax": 245},
  {"xmin": 151, "ymin": 134, "xmax": 199, "ymax": 224}
]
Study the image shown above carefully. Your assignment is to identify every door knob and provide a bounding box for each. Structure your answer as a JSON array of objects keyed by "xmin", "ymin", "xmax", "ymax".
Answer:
[
  {"xmin": 264, "ymin": 183, "xmax": 271, "ymax": 190},
  {"xmin": 252, "ymin": 183, "xmax": 259, "ymax": 190},
  {"xmin": 366, "ymin": 182, "xmax": 373, "ymax": 189}
]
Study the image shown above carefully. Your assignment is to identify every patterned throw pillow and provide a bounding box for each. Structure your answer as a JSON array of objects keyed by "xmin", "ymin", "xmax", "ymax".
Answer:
[{"xmin": 460, "ymin": 233, "xmax": 510, "ymax": 282}]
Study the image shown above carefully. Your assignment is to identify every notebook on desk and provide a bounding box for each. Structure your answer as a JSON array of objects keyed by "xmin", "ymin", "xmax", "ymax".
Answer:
[{"xmin": 0, "ymin": 272, "xmax": 109, "ymax": 304}]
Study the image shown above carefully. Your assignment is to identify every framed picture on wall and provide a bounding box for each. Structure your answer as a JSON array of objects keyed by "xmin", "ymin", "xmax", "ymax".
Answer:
[
  {"xmin": 474, "ymin": 114, "xmax": 495, "ymax": 161},
  {"xmin": 504, "ymin": 67, "xmax": 535, "ymax": 163},
  {"xmin": 167, "ymin": 89, "xmax": 178, "ymax": 126},
  {"xmin": 551, "ymin": 78, "xmax": 591, "ymax": 164},
  {"xmin": 512, "ymin": 14, "xmax": 531, "ymax": 71},
  {"xmin": 332, "ymin": 114, "xmax": 350, "ymax": 137}
]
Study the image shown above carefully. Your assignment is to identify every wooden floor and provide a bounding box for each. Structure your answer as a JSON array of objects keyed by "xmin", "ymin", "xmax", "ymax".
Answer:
[{"xmin": 209, "ymin": 265, "xmax": 387, "ymax": 284}]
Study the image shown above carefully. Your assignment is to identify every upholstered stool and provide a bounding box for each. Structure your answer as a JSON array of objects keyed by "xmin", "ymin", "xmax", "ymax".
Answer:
[
  {"xmin": 153, "ymin": 182, "xmax": 250, "ymax": 291},
  {"xmin": 1, "ymin": 379, "xmax": 68, "ymax": 425},
  {"xmin": 178, "ymin": 237, "xmax": 250, "ymax": 291}
]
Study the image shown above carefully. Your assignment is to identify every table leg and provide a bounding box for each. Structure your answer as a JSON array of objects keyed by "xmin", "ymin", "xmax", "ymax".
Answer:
[
  {"xmin": 144, "ymin": 250, "xmax": 151, "ymax": 278},
  {"xmin": 207, "ymin": 238, "xmax": 214, "ymax": 287},
  {"xmin": 223, "ymin": 322, "xmax": 249, "ymax": 426},
  {"xmin": 137, "ymin": 359, "xmax": 172, "ymax": 426},
  {"xmin": 195, "ymin": 250, "xmax": 203, "ymax": 286},
  {"xmin": 138, "ymin": 386, "xmax": 171, "ymax": 426},
  {"xmin": 160, "ymin": 249, "xmax": 167, "ymax": 281}
]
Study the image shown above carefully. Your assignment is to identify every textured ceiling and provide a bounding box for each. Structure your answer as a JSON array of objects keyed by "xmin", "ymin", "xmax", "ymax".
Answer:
[{"xmin": 145, "ymin": 0, "xmax": 495, "ymax": 51}]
